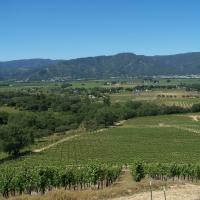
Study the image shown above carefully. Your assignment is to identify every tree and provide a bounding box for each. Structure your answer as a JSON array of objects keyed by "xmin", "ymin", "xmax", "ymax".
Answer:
[
  {"xmin": 95, "ymin": 107, "xmax": 117, "ymax": 127},
  {"xmin": 0, "ymin": 125, "xmax": 34, "ymax": 156},
  {"xmin": 132, "ymin": 162, "xmax": 145, "ymax": 182},
  {"xmin": 192, "ymin": 103, "xmax": 200, "ymax": 112},
  {"xmin": 0, "ymin": 112, "xmax": 9, "ymax": 125},
  {"xmin": 166, "ymin": 79, "xmax": 171, "ymax": 83},
  {"xmin": 61, "ymin": 82, "xmax": 72, "ymax": 88},
  {"xmin": 103, "ymin": 95, "xmax": 111, "ymax": 106}
]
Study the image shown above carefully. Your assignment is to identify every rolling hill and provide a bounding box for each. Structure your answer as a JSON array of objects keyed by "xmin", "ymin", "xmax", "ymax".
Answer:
[{"xmin": 1, "ymin": 52, "xmax": 200, "ymax": 80}]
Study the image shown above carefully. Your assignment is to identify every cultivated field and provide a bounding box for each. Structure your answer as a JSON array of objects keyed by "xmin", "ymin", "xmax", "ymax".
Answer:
[
  {"xmin": 2, "ymin": 113, "xmax": 200, "ymax": 168},
  {"xmin": 110, "ymin": 89, "xmax": 200, "ymax": 107}
]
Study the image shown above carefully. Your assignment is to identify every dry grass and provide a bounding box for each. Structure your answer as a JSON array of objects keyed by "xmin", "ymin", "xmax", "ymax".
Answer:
[{"xmin": 112, "ymin": 184, "xmax": 200, "ymax": 200}]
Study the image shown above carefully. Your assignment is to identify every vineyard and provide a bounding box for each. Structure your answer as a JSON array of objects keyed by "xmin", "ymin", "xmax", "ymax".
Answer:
[
  {"xmin": 1, "ymin": 113, "xmax": 200, "ymax": 168},
  {"xmin": 132, "ymin": 162, "xmax": 200, "ymax": 182},
  {"xmin": 155, "ymin": 98, "xmax": 200, "ymax": 108},
  {"xmin": 2, "ymin": 161, "xmax": 200, "ymax": 199},
  {"xmin": 0, "ymin": 163, "xmax": 122, "ymax": 198},
  {"xmin": 110, "ymin": 90, "xmax": 200, "ymax": 107}
]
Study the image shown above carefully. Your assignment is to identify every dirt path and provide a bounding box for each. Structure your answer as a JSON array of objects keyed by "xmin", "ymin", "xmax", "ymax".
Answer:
[
  {"xmin": 109, "ymin": 169, "xmax": 200, "ymax": 200},
  {"xmin": 33, "ymin": 134, "xmax": 80, "ymax": 153},
  {"xmin": 33, "ymin": 120, "xmax": 126, "ymax": 153},
  {"xmin": 157, "ymin": 123, "xmax": 200, "ymax": 134},
  {"xmin": 111, "ymin": 184, "xmax": 200, "ymax": 200},
  {"xmin": 190, "ymin": 115, "xmax": 200, "ymax": 122}
]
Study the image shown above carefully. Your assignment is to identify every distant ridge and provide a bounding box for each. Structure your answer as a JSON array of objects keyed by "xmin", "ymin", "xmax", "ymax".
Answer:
[{"xmin": 1, "ymin": 52, "xmax": 200, "ymax": 80}]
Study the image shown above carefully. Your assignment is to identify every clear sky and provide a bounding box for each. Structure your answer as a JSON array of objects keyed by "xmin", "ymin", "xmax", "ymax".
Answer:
[{"xmin": 0, "ymin": 0, "xmax": 200, "ymax": 61}]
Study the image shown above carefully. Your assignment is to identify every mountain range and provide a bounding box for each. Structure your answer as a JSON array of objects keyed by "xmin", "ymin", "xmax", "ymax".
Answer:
[{"xmin": 1, "ymin": 52, "xmax": 200, "ymax": 80}]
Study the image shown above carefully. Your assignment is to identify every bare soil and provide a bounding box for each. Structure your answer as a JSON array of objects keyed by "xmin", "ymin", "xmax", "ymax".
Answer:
[
  {"xmin": 190, "ymin": 115, "xmax": 200, "ymax": 122},
  {"xmin": 111, "ymin": 184, "xmax": 200, "ymax": 200},
  {"xmin": 32, "ymin": 134, "xmax": 80, "ymax": 153}
]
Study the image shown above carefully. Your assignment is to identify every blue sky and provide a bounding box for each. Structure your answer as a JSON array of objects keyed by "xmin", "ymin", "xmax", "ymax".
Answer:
[{"xmin": 0, "ymin": 0, "xmax": 200, "ymax": 60}]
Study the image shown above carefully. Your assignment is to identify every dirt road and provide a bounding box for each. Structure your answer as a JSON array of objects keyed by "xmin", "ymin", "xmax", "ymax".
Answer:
[
  {"xmin": 111, "ymin": 184, "xmax": 200, "ymax": 200},
  {"xmin": 33, "ymin": 134, "xmax": 80, "ymax": 153}
]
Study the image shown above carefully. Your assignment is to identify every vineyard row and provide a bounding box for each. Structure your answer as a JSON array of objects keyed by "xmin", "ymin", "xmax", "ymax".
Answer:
[
  {"xmin": 132, "ymin": 162, "xmax": 200, "ymax": 182},
  {"xmin": 0, "ymin": 164, "xmax": 122, "ymax": 198}
]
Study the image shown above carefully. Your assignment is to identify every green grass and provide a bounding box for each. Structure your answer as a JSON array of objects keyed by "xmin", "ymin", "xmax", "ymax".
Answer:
[
  {"xmin": 0, "ymin": 81, "xmax": 60, "ymax": 92},
  {"xmin": 70, "ymin": 80, "xmax": 105, "ymax": 88},
  {"xmin": 2, "ymin": 113, "xmax": 200, "ymax": 167},
  {"xmin": 0, "ymin": 106, "xmax": 20, "ymax": 113}
]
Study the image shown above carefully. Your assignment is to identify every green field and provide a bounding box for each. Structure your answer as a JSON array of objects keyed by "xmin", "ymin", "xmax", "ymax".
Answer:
[{"xmin": 2, "ymin": 113, "xmax": 200, "ymax": 168}]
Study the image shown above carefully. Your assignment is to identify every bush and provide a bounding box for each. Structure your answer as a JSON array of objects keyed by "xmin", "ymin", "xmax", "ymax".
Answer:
[
  {"xmin": 191, "ymin": 103, "xmax": 200, "ymax": 112},
  {"xmin": 55, "ymin": 125, "xmax": 69, "ymax": 133},
  {"xmin": 132, "ymin": 162, "xmax": 145, "ymax": 182}
]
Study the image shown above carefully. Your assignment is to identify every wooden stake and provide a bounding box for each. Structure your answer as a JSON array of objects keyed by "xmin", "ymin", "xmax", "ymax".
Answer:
[
  {"xmin": 150, "ymin": 181, "xmax": 153, "ymax": 200},
  {"xmin": 163, "ymin": 186, "xmax": 166, "ymax": 200}
]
